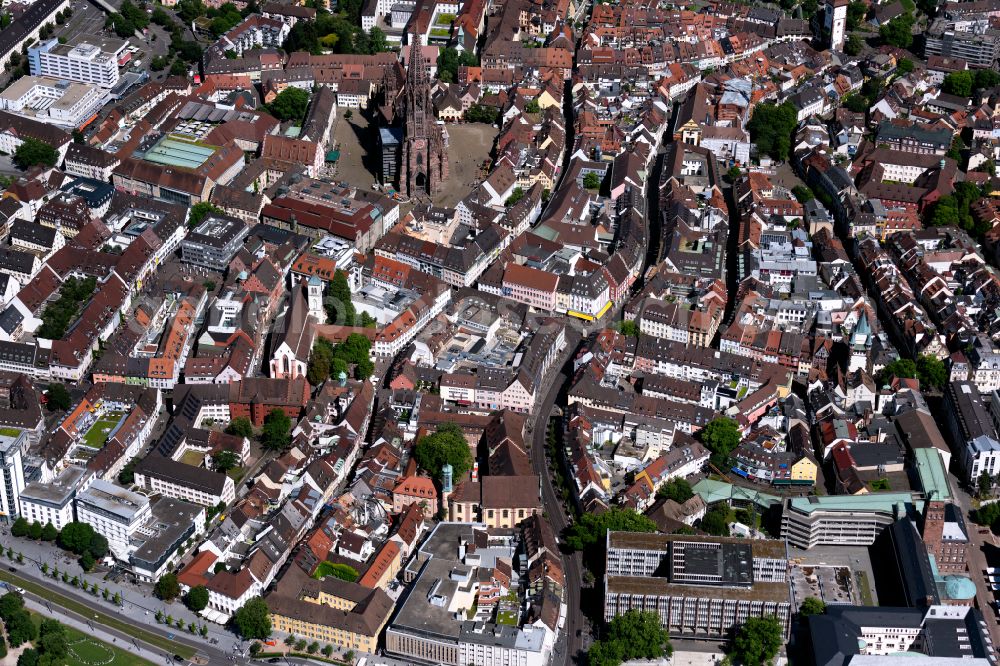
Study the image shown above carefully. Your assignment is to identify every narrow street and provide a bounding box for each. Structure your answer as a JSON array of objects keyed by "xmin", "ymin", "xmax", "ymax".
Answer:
[{"xmin": 528, "ymin": 328, "xmax": 585, "ymax": 666}]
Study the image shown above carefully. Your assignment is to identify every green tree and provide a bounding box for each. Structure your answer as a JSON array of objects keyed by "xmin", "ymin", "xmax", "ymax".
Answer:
[
  {"xmin": 505, "ymin": 186, "xmax": 525, "ymax": 207},
  {"xmin": 232, "ymin": 597, "xmax": 271, "ymax": 640},
  {"xmin": 975, "ymin": 497, "xmax": 1000, "ymax": 523},
  {"xmin": 358, "ymin": 311, "xmax": 377, "ymax": 328},
  {"xmin": 322, "ymin": 644, "xmax": 333, "ymax": 656},
  {"xmin": 975, "ymin": 69, "xmax": 1000, "ymax": 90},
  {"xmin": 791, "ymin": 185, "xmax": 814, "ymax": 203},
  {"xmin": 186, "ymin": 585, "xmax": 209, "ymax": 612},
  {"xmin": 308, "ymin": 338, "xmax": 335, "ymax": 385},
  {"xmin": 226, "ymin": 417, "xmax": 253, "ymax": 438},
  {"xmin": 268, "ymin": 87, "xmax": 310, "ymax": 121},
  {"xmin": 746, "ymin": 102, "xmax": 798, "ymax": 161},
  {"xmin": 307, "ymin": 641, "xmax": 320, "ymax": 654},
  {"xmin": 79, "ymin": 551, "xmax": 95, "ymax": 572},
  {"xmin": 261, "ymin": 409, "xmax": 292, "ymax": 451},
  {"xmin": 846, "ymin": 0, "xmax": 867, "ymax": 29},
  {"xmin": 588, "ymin": 610, "xmax": 672, "ymax": 666},
  {"xmin": 45, "ymin": 383, "xmax": 71, "ymax": 411},
  {"xmin": 942, "ymin": 70, "xmax": 974, "ymax": 97},
  {"xmin": 17, "ymin": 649, "xmax": 38, "ymax": 666},
  {"xmin": 10, "ymin": 517, "xmax": 28, "ymax": 537},
  {"xmin": 657, "ymin": 478, "xmax": 694, "ymax": 503},
  {"xmin": 896, "ymin": 58, "xmax": 914, "ymax": 74},
  {"xmin": 881, "ymin": 357, "xmax": 917, "ymax": 383},
  {"xmin": 800, "ymin": 597, "xmax": 826, "ymax": 616},
  {"xmin": 368, "ymin": 26, "xmax": 388, "ymax": 52},
  {"xmin": 525, "ymin": 98, "xmax": 541, "ymax": 113},
  {"xmin": 564, "ymin": 507, "xmax": 658, "ymax": 552},
  {"xmin": 413, "ymin": 422, "xmax": 472, "ymax": 481},
  {"xmin": 465, "ymin": 104, "xmax": 499, "ymax": 124},
  {"xmin": 699, "ymin": 417, "xmax": 741, "ymax": 469},
  {"xmin": 916, "ymin": 354, "xmax": 947, "ymax": 390},
  {"xmin": 583, "ymin": 171, "xmax": 602, "ymax": 189},
  {"xmin": 979, "ymin": 471, "xmax": 994, "ymax": 500},
  {"xmin": 57, "ymin": 522, "xmax": 96, "ymax": 554},
  {"xmin": 325, "ymin": 270, "xmax": 356, "ymax": 325},
  {"xmin": 844, "ymin": 33, "xmax": 864, "ymax": 56},
  {"xmin": 842, "ymin": 91, "xmax": 868, "ymax": 113},
  {"xmin": 699, "ymin": 504, "xmax": 734, "ymax": 536},
  {"xmin": 187, "ymin": 201, "xmax": 223, "ymax": 229},
  {"xmin": 879, "ymin": 13, "xmax": 914, "ymax": 49},
  {"xmin": 170, "ymin": 58, "xmax": 190, "ymax": 76},
  {"xmin": 154, "ymin": 573, "xmax": 181, "ymax": 601},
  {"xmin": 617, "ymin": 320, "xmax": 639, "ymax": 337},
  {"xmin": 211, "ymin": 450, "xmax": 238, "ymax": 473},
  {"xmin": 732, "ymin": 616, "xmax": 783, "ymax": 666}
]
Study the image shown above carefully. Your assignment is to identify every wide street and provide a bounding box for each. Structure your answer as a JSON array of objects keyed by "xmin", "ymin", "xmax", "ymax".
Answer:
[{"xmin": 0, "ymin": 526, "xmax": 245, "ymax": 661}]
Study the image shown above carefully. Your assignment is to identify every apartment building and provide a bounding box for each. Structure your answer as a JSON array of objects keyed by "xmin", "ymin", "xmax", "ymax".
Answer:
[
  {"xmin": 134, "ymin": 455, "xmax": 235, "ymax": 507},
  {"xmin": 603, "ymin": 532, "xmax": 791, "ymax": 640}
]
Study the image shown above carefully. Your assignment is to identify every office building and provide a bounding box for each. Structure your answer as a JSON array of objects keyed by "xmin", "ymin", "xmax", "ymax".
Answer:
[
  {"xmin": 18, "ymin": 465, "xmax": 89, "ymax": 529},
  {"xmin": 0, "ymin": 430, "xmax": 26, "ymax": 522},
  {"xmin": 0, "ymin": 76, "xmax": 108, "ymax": 130},
  {"xmin": 603, "ymin": 532, "xmax": 791, "ymax": 640},
  {"xmin": 133, "ymin": 455, "xmax": 235, "ymax": 506},
  {"xmin": 74, "ymin": 479, "xmax": 151, "ymax": 561},
  {"xmin": 129, "ymin": 497, "xmax": 205, "ymax": 582},
  {"xmin": 180, "ymin": 215, "xmax": 249, "ymax": 271},
  {"xmin": 385, "ymin": 522, "xmax": 559, "ymax": 666},
  {"xmin": 780, "ymin": 493, "xmax": 917, "ymax": 549},
  {"xmin": 28, "ymin": 37, "xmax": 124, "ymax": 88}
]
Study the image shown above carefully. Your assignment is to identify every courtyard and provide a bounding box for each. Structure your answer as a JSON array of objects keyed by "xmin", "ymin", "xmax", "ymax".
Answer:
[{"xmin": 81, "ymin": 411, "xmax": 125, "ymax": 449}]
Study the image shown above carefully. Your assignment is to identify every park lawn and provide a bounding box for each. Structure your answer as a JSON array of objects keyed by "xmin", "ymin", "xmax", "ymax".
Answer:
[
  {"xmin": 0, "ymin": 570, "xmax": 196, "ymax": 659},
  {"xmin": 30, "ymin": 612, "xmax": 158, "ymax": 666},
  {"xmin": 226, "ymin": 466, "xmax": 245, "ymax": 484}
]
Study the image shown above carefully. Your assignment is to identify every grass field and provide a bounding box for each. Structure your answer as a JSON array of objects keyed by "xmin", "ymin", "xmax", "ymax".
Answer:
[
  {"xmin": 30, "ymin": 612, "xmax": 158, "ymax": 666},
  {"xmin": 82, "ymin": 411, "xmax": 125, "ymax": 448},
  {"xmin": 180, "ymin": 450, "xmax": 204, "ymax": 467},
  {"xmin": 0, "ymin": 427, "xmax": 22, "ymax": 437},
  {"xmin": 0, "ymin": 570, "xmax": 196, "ymax": 659}
]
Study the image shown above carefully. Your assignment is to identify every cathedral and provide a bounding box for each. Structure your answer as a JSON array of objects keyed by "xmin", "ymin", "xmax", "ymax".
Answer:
[{"xmin": 379, "ymin": 37, "xmax": 449, "ymax": 197}]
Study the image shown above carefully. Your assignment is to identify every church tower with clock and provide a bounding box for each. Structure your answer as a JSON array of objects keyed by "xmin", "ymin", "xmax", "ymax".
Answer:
[{"xmin": 399, "ymin": 36, "xmax": 449, "ymax": 196}]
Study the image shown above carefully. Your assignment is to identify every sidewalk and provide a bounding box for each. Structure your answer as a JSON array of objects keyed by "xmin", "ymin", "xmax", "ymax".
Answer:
[{"xmin": 0, "ymin": 529, "xmax": 236, "ymax": 648}]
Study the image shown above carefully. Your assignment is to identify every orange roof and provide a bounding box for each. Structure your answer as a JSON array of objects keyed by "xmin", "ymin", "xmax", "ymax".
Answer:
[
  {"xmin": 358, "ymin": 540, "xmax": 401, "ymax": 588},
  {"xmin": 177, "ymin": 550, "xmax": 218, "ymax": 589},
  {"xmin": 393, "ymin": 475, "xmax": 438, "ymax": 499}
]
